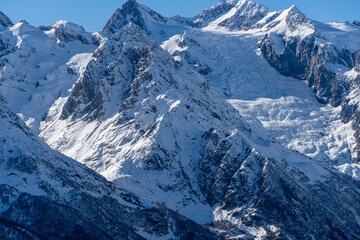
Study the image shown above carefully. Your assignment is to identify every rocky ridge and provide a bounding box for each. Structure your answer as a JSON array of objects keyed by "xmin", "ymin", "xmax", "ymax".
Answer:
[{"xmin": 0, "ymin": 95, "xmax": 221, "ymax": 239}]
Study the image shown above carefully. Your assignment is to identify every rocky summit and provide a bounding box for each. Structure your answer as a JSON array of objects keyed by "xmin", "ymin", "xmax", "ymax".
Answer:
[{"xmin": 1, "ymin": 0, "xmax": 360, "ymax": 239}]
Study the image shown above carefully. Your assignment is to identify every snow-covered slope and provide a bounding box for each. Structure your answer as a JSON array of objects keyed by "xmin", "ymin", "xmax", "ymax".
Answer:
[
  {"xmin": 163, "ymin": 1, "xmax": 360, "ymax": 167},
  {"xmin": 0, "ymin": 20, "xmax": 99, "ymax": 134},
  {"xmin": 41, "ymin": 22, "xmax": 250, "ymax": 223},
  {"xmin": 205, "ymin": 0, "xmax": 268, "ymax": 31},
  {"xmin": 2, "ymin": 1, "xmax": 360, "ymax": 239},
  {"xmin": 163, "ymin": 30, "xmax": 354, "ymax": 165},
  {"xmin": 41, "ymin": 20, "xmax": 98, "ymax": 45},
  {"xmin": 0, "ymin": 95, "xmax": 222, "ymax": 239},
  {"xmin": 257, "ymin": 8, "xmax": 360, "ymax": 162},
  {"xmin": 191, "ymin": 0, "xmax": 239, "ymax": 27},
  {"xmin": 39, "ymin": 18, "xmax": 360, "ymax": 239}
]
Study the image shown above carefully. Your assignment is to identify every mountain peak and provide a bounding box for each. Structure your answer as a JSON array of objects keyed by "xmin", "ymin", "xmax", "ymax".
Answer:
[
  {"xmin": 101, "ymin": 0, "xmax": 166, "ymax": 35},
  {"xmin": 287, "ymin": 5, "xmax": 304, "ymax": 16},
  {"xmin": 0, "ymin": 11, "xmax": 13, "ymax": 28},
  {"xmin": 282, "ymin": 4, "xmax": 314, "ymax": 35},
  {"xmin": 50, "ymin": 20, "xmax": 96, "ymax": 44},
  {"xmin": 205, "ymin": 0, "xmax": 268, "ymax": 30},
  {"xmin": 52, "ymin": 20, "xmax": 85, "ymax": 30},
  {"xmin": 59, "ymin": 21, "xmax": 169, "ymax": 120},
  {"xmin": 19, "ymin": 19, "xmax": 29, "ymax": 24},
  {"xmin": 192, "ymin": 0, "xmax": 239, "ymax": 26}
]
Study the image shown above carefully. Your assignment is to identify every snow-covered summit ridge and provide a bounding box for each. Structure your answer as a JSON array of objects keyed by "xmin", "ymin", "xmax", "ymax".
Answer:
[
  {"xmin": 163, "ymin": 0, "xmax": 358, "ymax": 163},
  {"xmin": 102, "ymin": 0, "xmax": 166, "ymax": 35},
  {"xmin": 205, "ymin": 0, "xmax": 268, "ymax": 31},
  {"xmin": 38, "ymin": 20, "xmax": 98, "ymax": 45},
  {"xmin": 276, "ymin": 5, "xmax": 315, "ymax": 37},
  {"xmin": 203, "ymin": 1, "xmax": 314, "ymax": 38},
  {"xmin": 191, "ymin": 0, "xmax": 239, "ymax": 26},
  {"xmin": 101, "ymin": 0, "xmax": 191, "ymax": 43}
]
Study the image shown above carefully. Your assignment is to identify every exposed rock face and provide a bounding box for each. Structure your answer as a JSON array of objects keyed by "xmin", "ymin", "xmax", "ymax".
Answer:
[
  {"xmin": 340, "ymin": 73, "xmax": 360, "ymax": 159},
  {"xmin": 0, "ymin": 96, "xmax": 222, "ymax": 240},
  {"xmin": 259, "ymin": 17, "xmax": 360, "ymax": 159},
  {"xmin": 102, "ymin": 0, "xmax": 165, "ymax": 35},
  {"xmin": 283, "ymin": 6, "xmax": 315, "ymax": 33},
  {"xmin": 214, "ymin": 0, "xmax": 269, "ymax": 30},
  {"xmin": 191, "ymin": 0, "xmax": 239, "ymax": 27},
  {"xmin": 216, "ymin": 152, "xmax": 360, "ymax": 240},
  {"xmin": 259, "ymin": 35, "xmax": 345, "ymax": 107},
  {"xmin": 101, "ymin": 0, "xmax": 191, "ymax": 43},
  {"xmin": 0, "ymin": 19, "xmax": 99, "ymax": 134},
  {"xmin": 60, "ymin": 23, "xmax": 160, "ymax": 121},
  {"xmin": 50, "ymin": 20, "xmax": 98, "ymax": 45},
  {"xmin": 0, "ymin": 12, "xmax": 13, "ymax": 28}
]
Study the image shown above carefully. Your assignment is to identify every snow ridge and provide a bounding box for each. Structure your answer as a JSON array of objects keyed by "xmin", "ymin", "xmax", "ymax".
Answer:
[
  {"xmin": 206, "ymin": 0, "xmax": 269, "ymax": 31},
  {"xmin": 192, "ymin": 0, "xmax": 239, "ymax": 27}
]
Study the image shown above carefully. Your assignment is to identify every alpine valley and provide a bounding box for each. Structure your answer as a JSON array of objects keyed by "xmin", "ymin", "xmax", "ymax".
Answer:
[{"xmin": 1, "ymin": 0, "xmax": 360, "ymax": 239}]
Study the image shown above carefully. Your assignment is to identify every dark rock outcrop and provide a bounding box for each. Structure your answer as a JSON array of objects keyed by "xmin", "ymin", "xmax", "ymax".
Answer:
[
  {"xmin": 0, "ymin": 12, "xmax": 13, "ymax": 28},
  {"xmin": 260, "ymin": 32, "xmax": 360, "ymax": 159},
  {"xmin": 260, "ymin": 35, "xmax": 346, "ymax": 107}
]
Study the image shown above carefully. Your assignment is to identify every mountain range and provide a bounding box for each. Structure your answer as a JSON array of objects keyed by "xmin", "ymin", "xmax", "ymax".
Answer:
[{"xmin": 1, "ymin": 0, "xmax": 360, "ymax": 239}]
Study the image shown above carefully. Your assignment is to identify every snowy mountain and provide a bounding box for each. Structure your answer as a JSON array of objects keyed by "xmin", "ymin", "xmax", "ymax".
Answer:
[
  {"xmin": 258, "ymin": 9, "xmax": 360, "ymax": 161},
  {"xmin": 0, "ymin": 19, "xmax": 99, "ymax": 134},
  {"xmin": 164, "ymin": 1, "xmax": 360, "ymax": 167},
  {"xmin": 39, "ymin": 3, "xmax": 360, "ymax": 239},
  {"xmin": 0, "ymin": 95, "xmax": 221, "ymax": 239},
  {"xmin": 205, "ymin": 0, "xmax": 269, "ymax": 31},
  {"xmin": 2, "ymin": 0, "xmax": 360, "ymax": 239},
  {"xmin": 191, "ymin": 0, "xmax": 239, "ymax": 27},
  {"xmin": 40, "ymin": 20, "xmax": 98, "ymax": 45},
  {"xmin": 101, "ymin": 0, "xmax": 193, "ymax": 43}
]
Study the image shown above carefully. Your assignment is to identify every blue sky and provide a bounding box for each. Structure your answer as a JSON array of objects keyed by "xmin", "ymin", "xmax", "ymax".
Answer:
[{"xmin": 1, "ymin": 0, "xmax": 359, "ymax": 32}]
